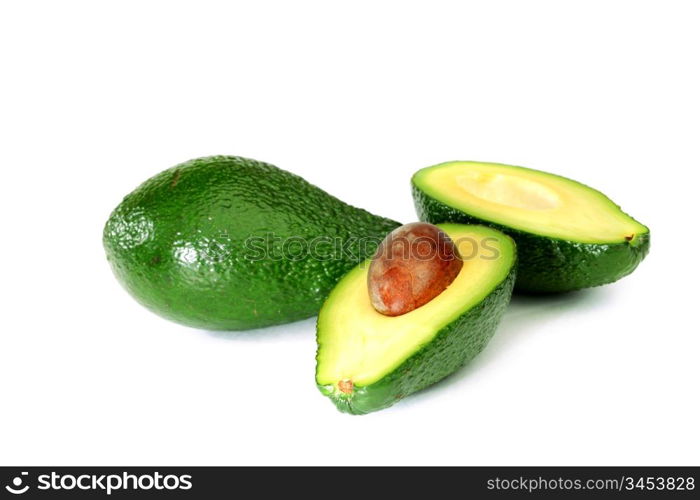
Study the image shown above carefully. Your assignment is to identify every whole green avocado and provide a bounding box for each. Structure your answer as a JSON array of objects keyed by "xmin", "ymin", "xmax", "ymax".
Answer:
[{"xmin": 103, "ymin": 156, "xmax": 400, "ymax": 330}]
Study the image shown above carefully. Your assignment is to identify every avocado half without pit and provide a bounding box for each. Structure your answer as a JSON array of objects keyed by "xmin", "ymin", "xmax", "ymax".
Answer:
[
  {"xmin": 315, "ymin": 222, "xmax": 517, "ymax": 414},
  {"xmin": 412, "ymin": 161, "xmax": 650, "ymax": 293}
]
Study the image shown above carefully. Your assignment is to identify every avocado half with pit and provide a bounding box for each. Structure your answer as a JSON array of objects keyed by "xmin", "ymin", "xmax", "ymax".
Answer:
[
  {"xmin": 412, "ymin": 161, "xmax": 650, "ymax": 293},
  {"xmin": 315, "ymin": 224, "xmax": 517, "ymax": 414}
]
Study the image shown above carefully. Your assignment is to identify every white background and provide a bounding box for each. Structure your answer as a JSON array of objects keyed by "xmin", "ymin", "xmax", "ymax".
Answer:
[{"xmin": 1, "ymin": 1, "xmax": 698, "ymax": 466}]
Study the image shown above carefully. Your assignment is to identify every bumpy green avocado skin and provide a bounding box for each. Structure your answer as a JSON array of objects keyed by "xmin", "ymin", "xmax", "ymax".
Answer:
[
  {"xmin": 317, "ymin": 267, "xmax": 516, "ymax": 415},
  {"xmin": 412, "ymin": 185, "xmax": 650, "ymax": 293},
  {"xmin": 103, "ymin": 156, "xmax": 400, "ymax": 330}
]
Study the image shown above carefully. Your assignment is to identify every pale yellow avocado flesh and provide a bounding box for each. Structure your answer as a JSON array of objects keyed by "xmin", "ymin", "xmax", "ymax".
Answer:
[
  {"xmin": 316, "ymin": 224, "xmax": 515, "ymax": 387},
  {"xmin": 413, "ymin": 162, "xmax": 647, "ymax": 243}
]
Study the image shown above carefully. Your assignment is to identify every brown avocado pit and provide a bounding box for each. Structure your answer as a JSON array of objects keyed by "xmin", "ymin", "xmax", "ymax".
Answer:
[{"xmin": 367, "ymin": 222, "xmax": 463, "ymax": 316}]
